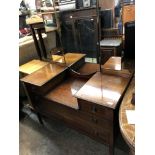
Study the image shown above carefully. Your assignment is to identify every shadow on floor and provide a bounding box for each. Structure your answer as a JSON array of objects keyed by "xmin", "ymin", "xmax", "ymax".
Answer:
[{"xmin": 19, "ymin": 107, "xmax": 129, "ymax": 155}]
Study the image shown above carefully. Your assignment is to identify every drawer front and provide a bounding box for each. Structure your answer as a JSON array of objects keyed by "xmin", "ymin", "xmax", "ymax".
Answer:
[
  {"xmin": 74, "ymin": 115, "xmax": 111, "ymax": 144},
  {"xmin": 78, "ymin": 99, "xmax": 114, "ymax": 121},
  {"xmin": 75, "ymin": 119, "xmax": 111, "ymax": 145},
  {"xmin": 25, "ymin": 71, "xmax": 66, "ymax": 95},
  {"xmin": 95, "ymin": 127, "xmax": 110, "ymax": 144},
  {"xmin": 82, "ymin": 114, "xmax": 113, "ymax": 131},
  {"xmin": 37, "ymin": 98, "xmax": 112, "ymax": 145}
]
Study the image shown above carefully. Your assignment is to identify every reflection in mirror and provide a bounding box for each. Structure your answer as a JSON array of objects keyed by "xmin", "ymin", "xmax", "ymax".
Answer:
[{"xmin": 28, "ymin": 0, "xmax": 128, "ymax": 78}]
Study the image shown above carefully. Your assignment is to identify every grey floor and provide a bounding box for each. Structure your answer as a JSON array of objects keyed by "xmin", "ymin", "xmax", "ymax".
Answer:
[{"xmin": 19, "ymin": 107, "xmax": 129, "ymax": 155}]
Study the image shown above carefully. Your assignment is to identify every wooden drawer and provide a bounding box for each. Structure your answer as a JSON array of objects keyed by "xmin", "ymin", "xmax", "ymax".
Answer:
[
  {"xmin": 94, "ymin": 127, "xmax": 110, "ymax": 144},
  {"xmin": 74, "ymin": 115, "xmax": 113, "ymax": 144},
  {"xmin": 25, "ymin": 71, "xmax": 66, "ymax": 95},
  {"xmin": 78, "ymin": 111, "xmax": 113, "ymax": 131},
  {"xmin": 78, "ymin": 99, "xmax": 114, "ymax": 121},
  {"xmin": 37, "ymin": 98, "xmax": 112, "ymax": 145}
]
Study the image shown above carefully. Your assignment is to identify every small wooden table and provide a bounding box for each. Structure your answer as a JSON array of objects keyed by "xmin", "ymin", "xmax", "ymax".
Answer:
[{"xmin": 119, "ymin": 77, "xmax": 135, "ymax": 155}]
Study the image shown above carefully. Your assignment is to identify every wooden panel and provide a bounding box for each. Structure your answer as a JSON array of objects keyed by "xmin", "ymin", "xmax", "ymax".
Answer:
[
  {"xmin": 65, "ymin": 53, "xmax": 86, "ymax": 67},
  {"xmin": 78, "ymin": 110, "xmax": 113, "ymax": 130},
  {"xmin": 20, "ymin": 53, "xmax": 86, "ymax": 86},
  {"xmin": 24, "ymin": 71, "xmax": 67, "ymax": 95},
  {"xmin": 102, "ymin": 56, "xmax": 122, "ymax": 70},
  {"xmin": 78, "ymin": 99, "xmax": 114, "ymax": 121},
  {"xmin": 19, "ymin": 59, "xmax": 49, "ymax": 75},
  {"xmin": 51, "ymin": 53, "xmax": 86, "ymax": 67},
  {"xmin": 45, "ymin": 77, "xmax": 88, "ymax": 109},
  {"xmin": 37, "ymin": 97, "xmax": 111, "ymax": 145},
  {"xmin": 21, "ymin": 63, "xmax": 67, "ymax": 86},
  {"xmin": 75, "ymin": 72, "xmax": 132, "ymax": 109},
  {"xmin": 122, "ymin": 4, "xmax": 135, "ymax": 25}
]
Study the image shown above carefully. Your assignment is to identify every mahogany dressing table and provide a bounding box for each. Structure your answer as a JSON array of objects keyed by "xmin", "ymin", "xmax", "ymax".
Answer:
[
  {"xmin": 20, "ymin": 5, "xmax": 135, "ymax": 154},
  {"xmin": 20, "ymin": 55, "xmax": 134, "ymax": 155}
]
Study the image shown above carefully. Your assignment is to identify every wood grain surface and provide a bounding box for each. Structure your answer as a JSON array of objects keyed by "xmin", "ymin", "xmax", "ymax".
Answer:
[
  {"xmin": 119, "ymin": 76, "xmax": 135, "ymax": 152},
  {"xmin": 45, "ymin": 77, "xmax": 88, "ymax": 109},
  {"xmin": 75, "ymin": 72, "xmax": 132, "ymax": 109},
  {"xmin": 19, "ymin": 59, "xmax": 49, "ymax": 75},
  {"xmin": 21, "ymin": 63, "xmax": 67, "ymax": 86}
]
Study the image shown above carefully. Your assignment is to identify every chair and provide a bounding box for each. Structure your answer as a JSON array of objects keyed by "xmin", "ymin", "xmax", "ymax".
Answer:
[{"xmin": 28, "ymin": 21, "xmax": 64, "ymax": 62}]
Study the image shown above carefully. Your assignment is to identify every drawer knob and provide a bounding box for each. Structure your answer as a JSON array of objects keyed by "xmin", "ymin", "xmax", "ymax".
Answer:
[{"xmin": 92, "ymin": 106, "xmax": 97, "ymax": 113}]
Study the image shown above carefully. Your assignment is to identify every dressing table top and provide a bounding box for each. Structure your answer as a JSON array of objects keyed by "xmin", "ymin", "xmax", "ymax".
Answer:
[
  {"xmin": 21, "ymin": 63, "xmax": 67, "ymax": 86},
  {"xmin": 19, "ymin": 59, "xmax": 49, "ymax": 75},
  {"xmin": 75, "ymin": 72, "xmax": 132, "ymax": 109}
]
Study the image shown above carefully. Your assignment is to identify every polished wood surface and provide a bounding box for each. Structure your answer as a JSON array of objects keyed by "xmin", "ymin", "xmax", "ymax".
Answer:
[
  {"xmin": 78, "ymin": 63, "xmax": 100, "ymax": 74},
  {"xmin": 20, "ymin": 57, "xmax": 134, "ymax": 155},
  {"xmin": 44, "ymin": 63, "xmax": 99, "ymax": 109},
  {"xmin": 102, "ymin": 56, "xmax": 122, "ymax": 70},
  {"xmin": 21, "ymin": 63, "xmax": 67, "ymax": 86},
  {"xmin": 45, "ymin": 77, "xmax": 88, "ymax": 110},
  {"xmin": 119, "ymin": 76, "xmax": 135, "ymax": 152},
  {"xmin": 52, "ymin": 53, "xmax": 86, "ymax": 67},
  {"xmin": 19, "ymin": 59, "xmax": 49, "ymax": 75},
  {"xmin": 75, "ymin": 72, "xmax": 132, "ymax": 109},
  {"xmin": 20, "ymin": 53, "xmax": 85, "ymax": 86},
  {"xmin": 101, "ymin": 57, "xmax": 134, "ymax": 78},
  {"xmin": 69, "ymin": 63, "xmax": 100, "ymax": 79}
]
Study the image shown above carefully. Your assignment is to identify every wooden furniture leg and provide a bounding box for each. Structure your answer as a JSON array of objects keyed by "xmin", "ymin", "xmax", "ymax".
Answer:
[
  {"xmin": 109, "ymin": 145, "xmax": 114, "ymax": 155},
  {"xmin": 37, "ymin": 113, "xmax": 44, "ymax": 125},
  {"xmin": 37, "ymin": 28, "xmax": 47, "ymax": 59}
]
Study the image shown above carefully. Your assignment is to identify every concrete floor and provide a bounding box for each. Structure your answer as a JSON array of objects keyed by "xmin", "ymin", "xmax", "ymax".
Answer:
[{"xmin": 19, "ymin": 107, "xmax": 129, "ymax": 155}]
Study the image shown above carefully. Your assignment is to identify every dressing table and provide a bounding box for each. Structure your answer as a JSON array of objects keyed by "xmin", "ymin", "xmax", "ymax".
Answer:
[
  {"xmin": 20, "ymin": 54, "xmax": 134, "ymax": 155},
  {"xmin": 20, "ymin": 3, "xmax": 134, "ymax": 154}
]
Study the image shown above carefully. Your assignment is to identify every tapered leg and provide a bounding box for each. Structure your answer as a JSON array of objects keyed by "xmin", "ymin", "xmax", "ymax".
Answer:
[
  {"xmin": 109, "ymin": 145, "xmax": 114, "ymax": 155},
  {"xmin": 37, "ymin": 113, "xmax": 44, "ymax": 125}
]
